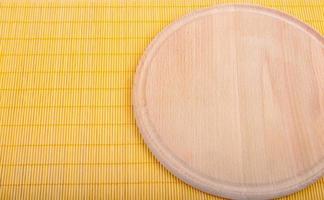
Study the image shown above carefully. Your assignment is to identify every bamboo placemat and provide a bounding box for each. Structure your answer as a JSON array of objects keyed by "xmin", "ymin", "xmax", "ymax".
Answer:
[{"xmin": 0, "ymin": 0, "xmax": 323, "ymax": 199}]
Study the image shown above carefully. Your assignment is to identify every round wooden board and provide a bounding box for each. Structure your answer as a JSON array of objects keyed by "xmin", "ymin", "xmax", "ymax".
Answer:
[{"xmin": 133, "ymin": 4, "xmax": 324, "ymax": 200}]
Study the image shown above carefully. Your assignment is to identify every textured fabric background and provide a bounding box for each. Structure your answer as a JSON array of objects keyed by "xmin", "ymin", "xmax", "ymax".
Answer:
[{"xmin": 0, "ymin": 0, "xmax": 323, "ymax": 199}]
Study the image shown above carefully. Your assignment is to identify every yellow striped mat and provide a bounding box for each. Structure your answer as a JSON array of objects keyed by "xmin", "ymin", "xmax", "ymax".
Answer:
[{"xmin": 0, "ymin": 0, "xmax": 323, "ymax": 199}]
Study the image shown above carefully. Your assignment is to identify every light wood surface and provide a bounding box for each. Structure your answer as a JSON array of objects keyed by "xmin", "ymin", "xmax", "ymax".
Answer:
[{"xmin": 133, "ymin": 4, "xmax": 324, "ymax": 200}]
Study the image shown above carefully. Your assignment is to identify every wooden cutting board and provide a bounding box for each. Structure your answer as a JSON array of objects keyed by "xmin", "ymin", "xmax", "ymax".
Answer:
[{"xmin": 133, "ymin": 4, "xmax": 324, "ymax": 200}]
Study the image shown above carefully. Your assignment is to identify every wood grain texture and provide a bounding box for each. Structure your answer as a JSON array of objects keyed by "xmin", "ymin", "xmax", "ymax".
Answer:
[{"xmin": 133, "ymin": 4, "xmax": 324, "ymax": 200}]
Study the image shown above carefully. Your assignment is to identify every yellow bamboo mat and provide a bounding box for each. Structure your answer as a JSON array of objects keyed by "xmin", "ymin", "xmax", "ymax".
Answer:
[{"xmin": 0, "ymin": 0, "xmax": 323, "ymax": 199}]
